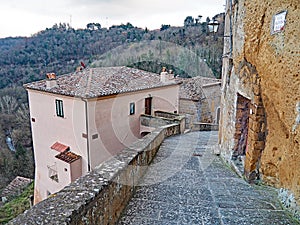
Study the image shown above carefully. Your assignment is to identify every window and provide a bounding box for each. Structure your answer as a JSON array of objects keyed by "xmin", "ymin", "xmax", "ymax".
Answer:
[
  {"xmin": 92, "ymin": 134, "xmax": 99, "ymax": 139},
  {"xmin": 55, "ymin": 99, "xmax": 64, "ymax": 117},
  {"xmin": 47, "ymin": 190, "xmax": 52, "ymax": 197},
  {"xmin": 129, "ymin": 102, "xmax": 135, "ymax": 115}
]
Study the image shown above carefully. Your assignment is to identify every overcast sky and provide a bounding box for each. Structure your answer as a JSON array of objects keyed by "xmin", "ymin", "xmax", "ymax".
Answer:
[{"xmin": 0, "ymin": 0, "xmax": 225, "ymax": 38}]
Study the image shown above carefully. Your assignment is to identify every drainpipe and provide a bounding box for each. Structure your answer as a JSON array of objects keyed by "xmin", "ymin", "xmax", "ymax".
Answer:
[
  {"xmin": 82, "ymin": 98, "xmax": 91, "ymax": 172},
  {"xmin": 229, "ymin": 0, "xmax": 233, "ymax": 57}
]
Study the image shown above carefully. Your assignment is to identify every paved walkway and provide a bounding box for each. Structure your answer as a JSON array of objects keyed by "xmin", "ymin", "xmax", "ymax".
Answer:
[{"xmin": 118, "ymin": 131, "xmax": 299, "ymax": 225}]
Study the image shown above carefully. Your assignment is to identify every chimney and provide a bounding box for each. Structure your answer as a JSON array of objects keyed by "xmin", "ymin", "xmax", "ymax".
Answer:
[
  {"xmin": 160, "ymin": 67, "xmax": 174, "ymax": 82},
  {"xmin": 46, "ymin": 73, "xmax": 57, "ymax": 89},
  {"xmin": 160, "ymin": 67, "xmax": 168, "ymax": 82},
  {"xmin": 76, "ymin": 66, "xmax": 83, "ymax": 72},
  {"xmin": 168, "ymin": 69, "xmax": 174, "ymax": 80}
]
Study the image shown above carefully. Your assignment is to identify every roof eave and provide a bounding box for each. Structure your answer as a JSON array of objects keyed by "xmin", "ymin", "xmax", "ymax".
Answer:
[{"xmin": 25, "ymin": 82, "xmax": 180, "ymax": 100}]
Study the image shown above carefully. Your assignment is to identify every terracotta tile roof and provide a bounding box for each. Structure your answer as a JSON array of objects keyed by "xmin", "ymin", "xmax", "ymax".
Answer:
[
  {"xmin": 55, "ymin": 151, "xmax": 81, "ymax": 164},
  {"xmin": 51, "ymin": 142, "xmax": 69, "ymax": 153},
  {"xmin": 24, "ymin": 66, "xmax": 179, "ymax": 98},
  {"xmin": 1, "ymin": 176, "xmax": 33, "ymax": 198}
]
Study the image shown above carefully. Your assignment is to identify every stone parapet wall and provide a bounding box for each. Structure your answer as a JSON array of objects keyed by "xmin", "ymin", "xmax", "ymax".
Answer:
[
  {"xmin": 154, "ymin": 111, "xmax": 177, "ymax": 119},
  {"xmin": 140, "ymin": 113, "xmax": 185, "ymax": 134},
  {"xmin": 9, "ymin": 124, "xmax": 181, "ymax": 225}
]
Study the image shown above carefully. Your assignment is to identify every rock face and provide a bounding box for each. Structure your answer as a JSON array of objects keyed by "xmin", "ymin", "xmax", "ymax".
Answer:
[{"xmin": 219, "ymin": 0, "xmax": 299, "ymax": 205}]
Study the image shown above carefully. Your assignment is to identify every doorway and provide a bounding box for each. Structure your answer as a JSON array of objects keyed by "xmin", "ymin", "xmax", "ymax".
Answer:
[
  {"xmin": 216, "ymin": 107, "xmax": 221, "ymax": 124},
  {"xmin": 233, "ymin": 94, "xmax": 251, "ymax": 159},
  {"xmin": 145, "ymin": 97, "xmax": 152, "ymax": 115}
]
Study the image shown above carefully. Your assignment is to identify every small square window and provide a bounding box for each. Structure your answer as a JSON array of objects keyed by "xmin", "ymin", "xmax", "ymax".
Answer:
[
  {"xmin": 47, "ymin": 190, "xmax": 52, "ymax": 197},
  {"xmin": 92, "ymin": 134, "xmax": 99, "ymax": 139},
  {"xmin": 129, "ymin": 102, "xmax": 135, "ymax": 115},
  {"xmin": 55, "ymin": 99, "xmax": 64, "ymax": 117}
]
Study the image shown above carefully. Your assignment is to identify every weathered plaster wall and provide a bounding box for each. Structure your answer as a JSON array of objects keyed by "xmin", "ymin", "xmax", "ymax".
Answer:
[
  {"xmin": 87, "ymin": 85, "xmax": 179, "ymax": 169},
  {"xmin": 27, "ymin": 90, "xmax": 88, "ymax": 204},
  {"xmin": 220, "ymin": 0, "xmax": 300, "ymax": 205}
]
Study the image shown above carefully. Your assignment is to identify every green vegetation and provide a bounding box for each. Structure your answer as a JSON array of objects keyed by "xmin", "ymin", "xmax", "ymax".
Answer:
[
  {"xmin": 0, "ymin": 182, "xmax": 34, "ymax": 224},
  {"xmin": 92, "ymin": 39, "xmax": 216, "ymax": 78},
  {"xmin": 0, "ymin": 87, "xmax": 34, "ymax": 190}
]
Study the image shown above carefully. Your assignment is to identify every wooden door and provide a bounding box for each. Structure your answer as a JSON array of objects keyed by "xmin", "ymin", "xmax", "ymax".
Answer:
[{"xmin": 145, "ymin": 97, "xmax": 152, "ymax": 115}]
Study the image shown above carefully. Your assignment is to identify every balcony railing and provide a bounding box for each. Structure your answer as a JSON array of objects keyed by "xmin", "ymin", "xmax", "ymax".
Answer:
[{"xmin": 47, "ymin": 164, "xmax": 58, "ymax": 182}]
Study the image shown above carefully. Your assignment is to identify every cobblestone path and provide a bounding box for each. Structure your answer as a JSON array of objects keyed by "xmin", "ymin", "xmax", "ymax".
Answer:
[{"xmin": 118, "ymin": 131, "xmax": 299, "ymax": 225}]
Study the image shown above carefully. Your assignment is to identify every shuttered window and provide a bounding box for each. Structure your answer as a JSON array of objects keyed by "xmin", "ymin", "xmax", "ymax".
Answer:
[{"xmin": 55, "ymin": 99, "xmax": 64, "ymax": 117}]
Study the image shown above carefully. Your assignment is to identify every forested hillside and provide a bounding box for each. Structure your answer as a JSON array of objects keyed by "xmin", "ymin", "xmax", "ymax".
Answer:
[
  {"xmin": 0, "ymin": 14, "xmax": 224, "ymax": 88},
  {"xmin": 0, "ymin": 13, "xmax": 224, "ymax": 191}
]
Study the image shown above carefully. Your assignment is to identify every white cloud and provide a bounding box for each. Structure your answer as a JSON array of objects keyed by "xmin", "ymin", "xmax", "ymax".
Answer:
[{"xmin": 0, "ymin": 0, "xmax": 225, "ymax": 38}]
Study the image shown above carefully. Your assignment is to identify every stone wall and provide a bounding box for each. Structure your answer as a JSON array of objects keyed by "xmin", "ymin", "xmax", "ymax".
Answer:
[
  {"xmin": 179, "ymin": 77, "xmax": 221, "ymax": 129},
  {"xmin": 9, "ymin": 124, "xmax": 181, "ymax": 225},
  {"xmin": 1, "ymin": 176, "xmax": 33, "ymax": 202},
  {"xmin": 192, "ymin": 123, "xmax": 219, "ymax": 132},
  {"xmin": 202, "ymin": 82, "xmax": 222, "ymax": 124},
  {"xmin": 220, "ymin": 0, "xmax": 300, "ymax": 210},
  {"xmin": 179, "ymin": 99, "xmax": 214, "ymax": 128}
]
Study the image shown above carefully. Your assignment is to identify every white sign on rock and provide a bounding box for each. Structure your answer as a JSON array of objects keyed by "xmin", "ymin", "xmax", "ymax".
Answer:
[{"xmin": 272, "ymin": 11, "xmax": 287, "ymax": 34}]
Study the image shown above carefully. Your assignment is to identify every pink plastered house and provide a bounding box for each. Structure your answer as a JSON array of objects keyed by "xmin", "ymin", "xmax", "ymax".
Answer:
[{"xmin": 24, "ymin": 66, "xmax": 180, "ymax": 204}]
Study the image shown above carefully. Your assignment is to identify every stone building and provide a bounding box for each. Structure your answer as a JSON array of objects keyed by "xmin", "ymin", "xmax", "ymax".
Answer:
[
  {"xmin": 201, "ymin": 77, "xmax": 222, "ymax": 124},
  {"xmin": 179, "ymin": 76, "xmax": 221, "ymax": 129},
  {"xmin": 25, "ymin": 66, "xmax": 180, "ymax": 204},
  {"xmin": 219, "ymin": 0, "xmax": 299, "ymax": 207},
  {"xmin": 1, "ymin": 176, "xmax": 33, "ymax": 203}
]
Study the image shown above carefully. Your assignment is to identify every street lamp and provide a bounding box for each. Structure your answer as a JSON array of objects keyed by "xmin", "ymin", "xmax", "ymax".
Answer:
[
  {"xmin": 207, "ymin": 20, "xmax": 220, "ymax": 78},
  {"xmin": 208, "ymin": 20, "xmax": 220, "ymax": 34}
]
